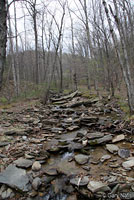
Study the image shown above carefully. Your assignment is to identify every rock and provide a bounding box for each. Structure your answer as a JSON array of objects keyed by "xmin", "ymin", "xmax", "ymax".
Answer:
[
  {"xmin": 77, "ymin": 129, "xmax": 87, "ymax": 137},
  {"xmin": 51, "ymin": 127, "xmax": 64, "ymax": 133},
  {"xmin": 100, "ymin": 155, "xmax": 111, "ymax": 162},
  {"xmin": 0, "ymin": 142, "xmax": 10, "ymax": 147},
  {"xmin": 112, "ymin": 134, "xmax": 125, "ymax": 143},
  {"xmin": 0, "ymin": 164, "xmax": 30, "ymax": 192},
  {"xmin": 126, "ymin": 177, "xmax": 134, "ymax": 182},
  {"xmin": 57, "ymin": 160, "xmax": 86, "ymax": 176},
  {"xmin": 109, "ymin": 164, "xmax": 120, "ymax": 168},
  {"xmin": 32, "ymin": 161, "xmax": 41, "ymax": 171},
  {"xmin": 25, "ymin": 154, "xmax": 35, "ymax": 159},
  {"xmin": 67, "ymin": 126, "xmax": 79, "ymax": 131},
  {"xmin": 107, "ymin": 176, "xmax": 117, "ymax": 183},
  {"xmin": 87, "ymin": 132, "xmax": 104, "ymax": 140},
  {"xmin": 43, "ymin": 168, "xmax": 58, "ymax": 176},
  {"xmin": 87, "ymin": 181, "xmax": 111, "ymax": 193},
  {"xmin": 0, "ymin": 153, "xmax": 7, "ymax": 158},
  {"xmin": 3, "ymin": 129, "xmax": 16, "ymax": 135},
  {"xmin": 106, "ymin": 144, "xmax": 119, "ymax": 154},
  {"xmin": 32, "ymin": 177, "xmax": 42, "ymax": 190},
  {"xmin": 70, "ymin": 176, "xmax": 89, "ymax": 186},
  {"xmin": 82, "ymin": 140, "xmax": 88, "ymax": 146},
  {"xmin": 118, "ymin": 149, "xmax": 130, "ymax": 158},
  {"xmin": 67, "ymin": 194, "xmax": 77, "ymax": 200},
  {"xmin": 122, "ymin": 158, "xmax": 134, "ymax": 169},
  {"xmin": 74, "ymin": 154, "xmax": 89, "ymax": 165},
  {"xmin": 22, "ymin": 136, "xmax": 28, "ymax": 141},
  {"xmin": 29, "ymin": 190, "xmax": 38, "ymax": 197},
  {"xmin": 68, "ymin": 142, "xmax": 83, "ymax": 151},
  {"xmin": 81, "ymin": 116, "xmax": 98, "ymax": 124},
  {"xmin": 4, "ymin": 128, "xmax": 26, "ymax": 136},
  {"xmin": 48, "ymin": 146, "xmax": 60, "ymax": 153},
  {"xmin": 1, "ymin": 187, "xmax": 14, "ymax": 199},
  {"xmin": 14, "ymin": 158, "xmax": 33, "ymax": 168},
  {"xmin": 89, "ymin": 135, "xmax": 112, "ymax": 145},
  {"xmin": 51, "ymin": 90, "xmax": 79, "ymax": 102}
]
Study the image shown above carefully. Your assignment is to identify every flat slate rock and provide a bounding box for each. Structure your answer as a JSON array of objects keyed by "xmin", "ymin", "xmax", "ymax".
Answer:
[
  {"xmin": 87, "ymin": 132, "xmax": 104, "ymax": 140},
  {"xmin": 100, "ymin": 155, "xmax": 111, "ymax": 162},
  {"xmin": 122, "ymin": 158, "xmax": 134, "ymax": 169},
  {"xmin": 87, "ymin": 181, "xmax": 111, "ymax": 193},
  {"xmin": 43, "ymin": 168, "xmax": 58, "ymax": 176},
  {"xmin": 70, "ymin": 176, "xmax": 89, "ymax": 186},
  {"xmin": 0, "ymin": 164, "xmax": 30, "ymax": 192},
  {"xmin": 118, "ymin": 149, "xmax": 130, "ymax": 158},
  {"xmin": 14, "ymin": 158, "xmax": 33, "ymax": 168},
  {"xmin": 0, "ymin": 142, "xmax": 10, "ymax": 147},
  {"xmin": 74, "ymin": 154, "xmax": 89, "ymax": 165},
  {"xmin": 81, "ymin": 116, "xmax": 98, "ymax": 123},
  {"xmin": 88, "ymin": 135, "xmax": 112, "ymax": 145},
  {"xmin": 106, "ymin": 144, "xmax": 119, "ymax": 154},
  {"xmin": 112, "ymin": 134, "xmax": 125, "ymax": 143}
]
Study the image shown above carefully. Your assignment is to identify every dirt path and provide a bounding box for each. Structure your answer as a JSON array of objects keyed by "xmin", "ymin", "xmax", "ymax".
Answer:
[{"xmin": 0, "ymin": 93, "xmax": 134, "ymax": 200}]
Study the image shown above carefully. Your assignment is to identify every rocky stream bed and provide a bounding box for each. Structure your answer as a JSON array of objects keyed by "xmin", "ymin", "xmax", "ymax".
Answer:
[{"xmin": 0, "ymin": 91, "xmax": 134, "ymax": 199}]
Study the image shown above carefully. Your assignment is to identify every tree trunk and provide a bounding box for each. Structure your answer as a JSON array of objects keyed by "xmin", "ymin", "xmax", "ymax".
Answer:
[
  {"xmin": 0, "ymin": 0, "xmax": 7, "ymax": 90},
  {"xmin": 103, "ymin": 0, "xmax": 134, "ymax": 114},
  {"xmin": 8, "ymin": 11, "xmax": 17, "ymax": 95},
  {"xmin": 33, "ymin": 12, "xmax": 39, "ymax": 84},
  {"xmin": 14, "ymin": 1, "xmax": 20, "ymax": 95}
]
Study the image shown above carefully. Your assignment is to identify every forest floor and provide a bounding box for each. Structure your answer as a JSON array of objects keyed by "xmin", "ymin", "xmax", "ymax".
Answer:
[{"xmin": 0, "ymin": 91, "xmax": 134, "ymax": 200}]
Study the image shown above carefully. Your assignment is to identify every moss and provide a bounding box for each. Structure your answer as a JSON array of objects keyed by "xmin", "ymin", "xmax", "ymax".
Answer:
[{"xmin": 88, "ymin": 140, "xmax": 98, "ymax": 146}]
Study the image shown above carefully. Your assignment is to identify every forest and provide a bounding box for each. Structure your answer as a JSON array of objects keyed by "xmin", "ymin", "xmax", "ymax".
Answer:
[
  {"xmin": 0, "ymin": 0, "xmax": 133, "ymax": 112},
  {"xmin": 1, "ymin": 0, "xmax": 134, "ymax": 200}
]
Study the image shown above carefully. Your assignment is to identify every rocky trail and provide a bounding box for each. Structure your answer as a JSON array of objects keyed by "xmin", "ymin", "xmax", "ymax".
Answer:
[{"xmin": 0, "ymin": 91, "xmax": 134, "ymax": 200}]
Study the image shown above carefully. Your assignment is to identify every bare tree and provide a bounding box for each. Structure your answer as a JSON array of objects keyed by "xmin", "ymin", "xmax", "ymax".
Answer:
[
  {"xmin": 14, "ymin": 1, "xmax": 20, "ymax": 95},
  {"xmin": 25, "ymin": 0, "xmax": 39, "ymax": 84},
  {"xmin": 103, "ymin": 0, "xmax": 134, "ymax": 113},
  {"xmin": 43, "ymin": 0, "xmax": 66, "ymax": 103},
  {"xmin": 0, "ymin": 0, "xmax": 7, "ymax": 90}
]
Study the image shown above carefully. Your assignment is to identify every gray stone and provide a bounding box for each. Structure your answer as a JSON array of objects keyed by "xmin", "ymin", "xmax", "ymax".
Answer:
[
  {"xmin": 70, "ymin": 176, "xmax": 89, "ymax": 186},
  {"xmin": 100, "ymin": 155, "xmax": 111, "ymax": 162},
  {"xmin": 87, "ymin": 181, "xmax": 111, "ymax": 193},
  {"xmin": 32, "ymin": 177, "xmax": 42, "ymax": 190},
  {"xmin": 106, "ymin": 144, "xmax": 119, "ymax": 154},
  {"xmin": 32, "ymin": 161, "xmax": 41, "ymax": 171},
  {"xmin": 126, "ymin": 177, "xmax": 134, "ymax": 182},
  {"xmin": 68, "ymin": 142, "xmax": 83, "ymax": 151},
  {"xmin": 4, "ymin": 128, "xmax": 26, "ymax": 136},
  {"xmin": 43, "ymin": 168, "xmax": 58, "ymax": 176},
  {"xmin": 1, "ymin": 187, "xmax": 14, "ymax": 199},
  {"xmin": 0, "ymin": 142, "xmax": 10, "ymax": 147},
  {"xmin": 74, "ymin": 154, "xmax": 89, "ymax": 165},
  {"xmin": 4, "ymin": 129, "xmax": 16, "ymax": 135},
  {"xmin": 0, "ymin": 185, "xmax": 6, "ymax": 197},
  {"xmin": 87, "ymin": 132, "xmax": 104, "ymax": 140},
  {"xmin": 88, "ymin": 135, "xmax": 112, "ymax": 145},
  {"xmin": 14, "ymin": 158, "xmax": 33, "ymax": 168},
  {"xmin": 112, "ymin": 134, "xmax": 125, "ymax": 143},
  {"xmin": 107, "ymin": 176, "xmax": 117, "ymax": 183},
  {"xmin": 22, "ymin": 136, "xmax": 28, "ymax": 141},
  {"xmin": 0, "ymin": 164, "xmax": 30, "ymax": 192},
  {"xmin": 122, "ymin": 158, "xmax": 134, "ymax": 169},
  {"xmin": 118, "ymin": 149, "xmax": 130, "ymax": 158},
  {"xmin": 81, "ymin": 116, "xmax": 98, "ymax": 124},
  {"xmin": 77, "ymin": 129, "xmax": 87, "ymax": 137}
]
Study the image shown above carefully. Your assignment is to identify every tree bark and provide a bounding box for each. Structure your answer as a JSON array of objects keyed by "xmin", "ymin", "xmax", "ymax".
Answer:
[
  {"xmin": 103, "ymin": 0, "xmax": 134, "ymax": 114},
  {"xmin": 0, "ymin": 0, "xmax": 7, "ymax": 90}
]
